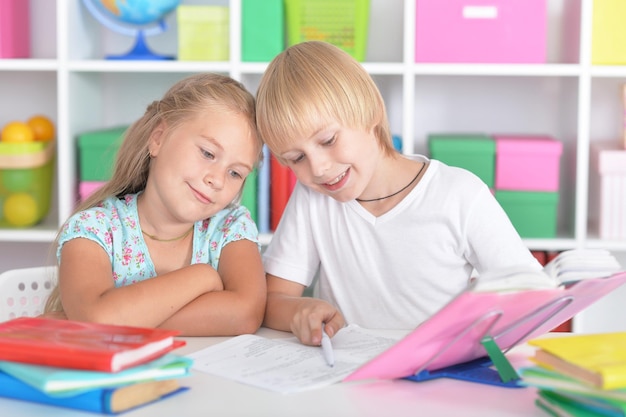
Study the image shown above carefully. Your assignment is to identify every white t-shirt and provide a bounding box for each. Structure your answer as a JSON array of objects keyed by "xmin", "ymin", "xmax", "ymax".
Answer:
[{"xmin": 263, "ymin": 156, "xmax": 543, "ymax": 329}]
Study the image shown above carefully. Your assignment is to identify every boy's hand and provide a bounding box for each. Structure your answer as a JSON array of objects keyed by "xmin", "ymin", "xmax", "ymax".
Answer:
[{"xmin": 290, "ymin": 298, "xmax": 345, "ymax": 346}]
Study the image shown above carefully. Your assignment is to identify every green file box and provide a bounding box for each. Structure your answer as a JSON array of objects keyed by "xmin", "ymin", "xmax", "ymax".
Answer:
[
  {"xmin": 428, "ymin": 134, "xmax": 496, "ymax": 188},
  {"xmin": 495, "ymin": 190, "xmax": 559, "ymax": 238},
  {"xmin": 78, "ymin": 126, "xmax": 126, "ymax": 181},
  {"xmin": 242, "ymin": 0, "xmax": 284, "ymax": 62}
]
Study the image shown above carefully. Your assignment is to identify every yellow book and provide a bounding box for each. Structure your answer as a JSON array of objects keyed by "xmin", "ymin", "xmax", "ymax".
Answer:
[{"xmin": 529, "ymin": 333, "xmax": 626, "ymax": 390}]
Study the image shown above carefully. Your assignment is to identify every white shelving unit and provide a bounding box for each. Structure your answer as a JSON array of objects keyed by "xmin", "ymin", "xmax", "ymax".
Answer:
[{"xmin": 1, "ymin": 0, "xmax": 625, "ymax": 329}]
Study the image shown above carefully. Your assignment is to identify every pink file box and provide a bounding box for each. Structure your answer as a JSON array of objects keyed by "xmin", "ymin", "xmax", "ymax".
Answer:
[
  {"xmin": 415, "ymin": 0, "xmax": 546, "ymax": 63},
  {"xmin": 495, "ymin": 135, "xmax": 562, "ymax": 192},
  {"xmin": 79, "ymin": 181, "xmax": 106, "ymax": 201},
  {"xmin": 0, "ymin": 0, "xmax": 30, "ymax": 58}
]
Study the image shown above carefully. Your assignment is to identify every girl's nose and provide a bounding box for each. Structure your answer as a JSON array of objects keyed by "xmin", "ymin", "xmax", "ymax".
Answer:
[{"xmin": 204, "ymin": 170, "xmax": 225, "ymax": 189}]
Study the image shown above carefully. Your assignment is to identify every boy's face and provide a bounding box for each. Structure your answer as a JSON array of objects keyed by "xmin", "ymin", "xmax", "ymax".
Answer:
[
  {"xmin": 147, "ymin": 111, "xmax": 257, "ymax": 222},
  {"xmin": 277, "ymin": 122, "xmax": 380, "ymax": 202}
]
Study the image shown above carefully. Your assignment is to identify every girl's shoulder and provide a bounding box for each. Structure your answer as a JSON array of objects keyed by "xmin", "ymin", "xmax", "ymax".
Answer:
[{"xmin": 65, "ymin": 194, "xmax": 138, "ymax": 228}]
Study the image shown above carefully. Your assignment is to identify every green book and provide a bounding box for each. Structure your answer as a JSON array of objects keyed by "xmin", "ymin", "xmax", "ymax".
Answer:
[
  {"xmin": 520, "ymin": 367, "xmax": 626, "ymax": 403},
  {"xmin": 0, "ymin": 354, "xmax": 191, "ymax": 396},
  {"xmin": 537, "ymin": 390, "xmax": 626, "ymax": 417},
  {"xmin": 240, "ymin": 168, "xmax": 258, "ymax": 224}
]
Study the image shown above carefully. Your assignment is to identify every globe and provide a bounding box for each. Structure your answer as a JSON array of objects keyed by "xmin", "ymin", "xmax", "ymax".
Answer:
[{"xmin": 82, "ymin": 0, "xmax": 180, "ymax": 60}]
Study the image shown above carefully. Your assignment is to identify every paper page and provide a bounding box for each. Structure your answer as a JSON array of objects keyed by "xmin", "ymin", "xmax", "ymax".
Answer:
[{"xmin": 187, "ymin": 325, "xmax": 401, "ymax": 393}]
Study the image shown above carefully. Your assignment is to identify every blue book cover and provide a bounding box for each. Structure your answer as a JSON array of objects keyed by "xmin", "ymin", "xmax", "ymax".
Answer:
[
  {"xmin": 0, "ymin": 354, "xmax": 191, "ymax": 395},
  {"xmin": 0, "ymin": 371, "xmax": 188, "ymax": 414},
  {"xmin": 257, "ymin": 145, "xmax": 271, "ymax": 234}
]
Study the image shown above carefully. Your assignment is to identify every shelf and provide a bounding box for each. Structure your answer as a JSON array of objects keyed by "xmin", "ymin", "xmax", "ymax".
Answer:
[
  {"xmin": 0, "ymin": 0, "xmax": 624, "ymax": 257},
  {"xmin": 410, "ymin": 63, "xmax": 582, "ymax": 77}
]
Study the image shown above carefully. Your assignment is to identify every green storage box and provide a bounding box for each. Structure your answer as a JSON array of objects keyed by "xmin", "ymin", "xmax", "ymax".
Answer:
[
  {"xmin": 0, "ymin": 140, "xmax": 55, "ymax": 227},
  {"xmin": 242, "ymin": 0, "xmax": 284, "ymax": 62},
  {"xmin": 78, "ymin": 126, "xmax": 126, "ymax": 181},
  {"xmin": 495, "ymin": 190, "xmax": 559, "ymax": 238},
  {"xmin": 428, "ymin": 134, "xmax": 496, "ymax": 188}
]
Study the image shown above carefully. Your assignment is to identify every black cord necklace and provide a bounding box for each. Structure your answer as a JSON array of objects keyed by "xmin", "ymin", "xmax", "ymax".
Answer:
[{"xmin": 356, "ymin": 162, "xmax": 426, "ymax": 203}]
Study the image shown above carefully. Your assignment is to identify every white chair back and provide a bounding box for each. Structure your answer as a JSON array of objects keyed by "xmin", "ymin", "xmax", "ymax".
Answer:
[{"xmin": 0, "ymin": 266, "xmax": 57, "ymax": 322}]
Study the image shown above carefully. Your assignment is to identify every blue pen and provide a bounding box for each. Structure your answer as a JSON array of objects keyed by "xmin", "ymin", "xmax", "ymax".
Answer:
[{"xmin": 321, "ymin": 324, "xmax": 335, "ymax": 367}]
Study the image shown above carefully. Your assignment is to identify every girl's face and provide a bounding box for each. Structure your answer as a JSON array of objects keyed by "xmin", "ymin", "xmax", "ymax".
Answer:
[
  {"xmin": 277, "ymin": 122, "xmax": 380, "ymax": 202},
  {"xmin": 147, "ymin": 109, "xmax": 257, "ymax": 222}
]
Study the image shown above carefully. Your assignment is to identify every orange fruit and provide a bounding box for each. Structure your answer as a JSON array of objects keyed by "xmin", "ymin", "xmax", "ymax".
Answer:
[
  {"xmin": 27, "ymin": 115, "xmax": 55, "ymax": 142},
  {"xmin": 1, "ymin": 121, "xmax": 35, "ymax": 143}
]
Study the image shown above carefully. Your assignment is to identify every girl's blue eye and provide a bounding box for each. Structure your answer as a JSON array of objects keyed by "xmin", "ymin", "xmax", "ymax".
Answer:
[
  {"xmin": 229, "ymin": 170, "xmax": 243, "ymax": 179},
  {"xmin": 292, "ymin": 154, "xmax": 305, "ymax": 164},
  {"xmin": 201, "ymin": 149, "xmax": 215, "ymax": 159}
]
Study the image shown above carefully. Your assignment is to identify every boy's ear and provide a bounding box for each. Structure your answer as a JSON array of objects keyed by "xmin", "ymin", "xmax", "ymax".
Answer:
[
  {"xmin": 369, "ymin": 109, "xmax": 384, "ymax": 134},
  {"xmin": 148, "ymin": 122, "xmax": 166, "ymax": 156}
]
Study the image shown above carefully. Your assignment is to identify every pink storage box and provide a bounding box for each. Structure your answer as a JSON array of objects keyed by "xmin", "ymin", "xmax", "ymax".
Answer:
[
  {"xmin": 495, "ymin": 135, "xmax": 562, "ymax": 192},
  {"xmin": 592, "ymin": 143, "xmax": 626, "ymax": 240},
  {"xmin": 79, "ymin": 181, "xmax": 106, "ymax": 201},
  {"xmin": 415, "ymin": 0, "xmax": 546, "ymax": 63},
  {"xmin": 0, "ymin": 0, "xmax": 30, "ymax": 58}
]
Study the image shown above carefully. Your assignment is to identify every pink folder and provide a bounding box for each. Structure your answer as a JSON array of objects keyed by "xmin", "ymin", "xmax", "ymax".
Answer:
[{"xmin": 344, "ymin": 272, "xmax": 626, "ymax": 382}]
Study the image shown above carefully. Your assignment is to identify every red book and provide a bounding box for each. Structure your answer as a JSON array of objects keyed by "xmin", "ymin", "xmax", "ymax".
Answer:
[
  {"xmin": 0, "ymin": 317, "xmax": 184, "ymax": 372},
  {"xmin": 270, "ymin": 154, "xmax": 291, "ymax": 231}
]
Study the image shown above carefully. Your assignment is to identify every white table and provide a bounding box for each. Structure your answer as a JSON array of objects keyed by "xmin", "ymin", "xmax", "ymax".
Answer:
[{"xmin": 0, "ymin": 328, "xmax": 545, "ymax": 417}]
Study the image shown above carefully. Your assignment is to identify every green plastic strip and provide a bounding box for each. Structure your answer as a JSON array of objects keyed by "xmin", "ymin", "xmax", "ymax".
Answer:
[{"xmin": 481, "ymin": 335, "xmax": 520, "ymax": 383}]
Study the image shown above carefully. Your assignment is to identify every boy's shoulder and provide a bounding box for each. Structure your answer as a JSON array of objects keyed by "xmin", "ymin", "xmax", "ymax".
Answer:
[{"xmin": 429, "ymin": 159, "xmax": 485, "ymax": 186}]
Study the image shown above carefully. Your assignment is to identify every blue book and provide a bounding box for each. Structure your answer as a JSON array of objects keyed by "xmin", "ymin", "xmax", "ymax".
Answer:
[
  {"xmin": 0, "ymin": 371, "xmax": 188, "ymax": 414},
  {"xmin": 257, "ymin": 145, "xmax": 271, "ymax": 234},
  {"xmin": 0, "ymin": 354, "xmax": 191, "ymax": 395}
]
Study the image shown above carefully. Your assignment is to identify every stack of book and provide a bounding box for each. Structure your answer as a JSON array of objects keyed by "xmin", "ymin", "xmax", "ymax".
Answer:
[
  {"xmin": 519, "ymin": 332, "xmax": 626, "ymax": 417},
  {"xmin": 0, "ymin": 317, "xmax": 192, "ymax": 414}
]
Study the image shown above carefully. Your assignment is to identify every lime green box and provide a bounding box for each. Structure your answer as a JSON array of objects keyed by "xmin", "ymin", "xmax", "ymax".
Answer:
[
  {"xmin": 0, "ymin": 140, "xmax": 55, "ymax": 227},
  {"xmin": 495, "ymin": 190, "xmax": 559, "ymax": 238},
  {"xmin": 242, "ymin": 0, "xmax": 284, "ymax": 62},
  {"xmin": 285, "ymin": 0, "xmax": 370, "ymax": 61},
  {"xmin": 177, "ymin": 6, "xmax": 229, "ymax": 61},
  {"xmin": 78, "ymin": 126, "xmax": 126, "ymax": 182},
  {"xmin": 428, "ymin": 134, "xmax": 496, "ymax": 188}
]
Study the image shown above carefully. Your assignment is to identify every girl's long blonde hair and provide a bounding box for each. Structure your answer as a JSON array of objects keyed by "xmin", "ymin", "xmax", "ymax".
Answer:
[{"xmin": 44, "ymin": 73, "xmax": 261, "ymax": 314}]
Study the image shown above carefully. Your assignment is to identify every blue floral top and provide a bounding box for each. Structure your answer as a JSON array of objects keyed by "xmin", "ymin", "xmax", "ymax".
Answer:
[{"xmin": 57, "ymin": 193, "xmax": 259, "ymax": 286}]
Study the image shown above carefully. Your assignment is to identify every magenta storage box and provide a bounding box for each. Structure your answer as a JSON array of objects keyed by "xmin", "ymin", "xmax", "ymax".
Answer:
[
  {"xmin": 415, "ymin": 0, "xmax": 546, "ymax": 63},
  {"xmin": 591, "ymin": 143, "xmax": 626, "ymax": 240},
  {"xmin": 495, "ymin": 135, "xmax": 562, "ymax": 192},
  {"xmin": 0, "ymin": 0, "xmax": 30, "ymax": 58}
]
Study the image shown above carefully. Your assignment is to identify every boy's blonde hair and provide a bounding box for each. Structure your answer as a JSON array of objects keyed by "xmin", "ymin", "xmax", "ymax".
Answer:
[
  {"xmin": 44, "ymin": 73, "xmax": 260, "ymax": 314},
  {"xmin": 256, "ymin": 41, "xmax": 395, "ymax": 159}
]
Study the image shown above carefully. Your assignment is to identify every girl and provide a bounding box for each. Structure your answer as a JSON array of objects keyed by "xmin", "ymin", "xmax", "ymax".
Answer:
[
  {"xmin": 255, "ymin": 41, "xmax": 545, "ymax": 346},
  {"xmin": 44, "ymin": 73, "xmax": 266, "ymax": 336}
]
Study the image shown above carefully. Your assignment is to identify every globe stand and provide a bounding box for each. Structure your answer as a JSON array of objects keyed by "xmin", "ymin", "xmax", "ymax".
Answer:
[
  {"xmin": 81, "ymin": 0, "xmax": 179, "ymax": 61},
  {"xmin": 106, "ymin": 30, "xmax": 174, "ymax": 61}
]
